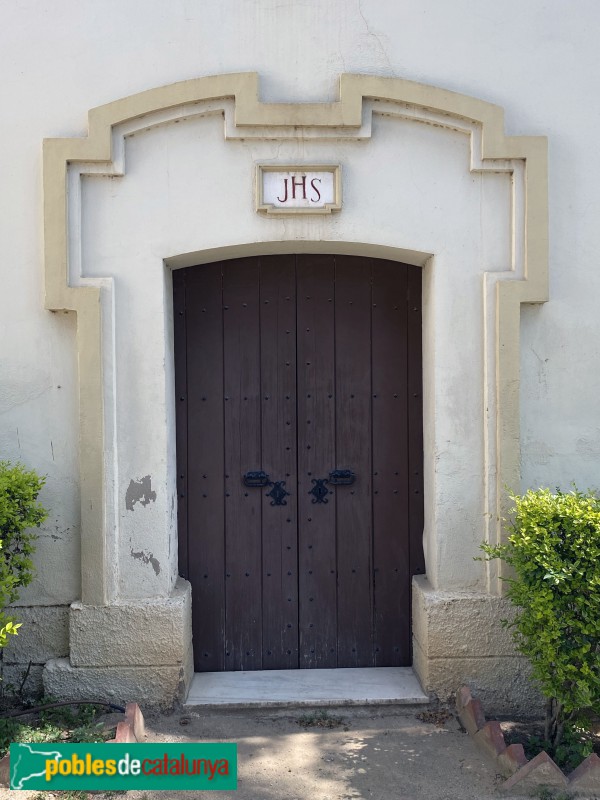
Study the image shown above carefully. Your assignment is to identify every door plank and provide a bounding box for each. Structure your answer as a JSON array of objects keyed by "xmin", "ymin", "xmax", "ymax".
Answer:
[
  {"xmin": 223, "ymin": 258, "xmax": 263, "ymax": 670},
  {"xmin": 297, "ymin": 254, "xmax": 337, "ymax": 668},
  {"xmin": 185, "ymin": 264, "xmax": 226, "ymax": 672},
  {"xmin": 372, "ymin": 260, "xmax": 411, "ymax": 666},
  {"xmin": 173, "ymin": 270, "xmax": 188, "ymax": 581},
  {"xmin": 407, "ymin": 267, "xmax": 425, "ymax": 581},
  {"xmin": 334, "ymin": 256, "xmax": 374, "ymax": 667},
  {"xmin": 259, "ymin": 255, "xmax": 299, "ymax": 669}
]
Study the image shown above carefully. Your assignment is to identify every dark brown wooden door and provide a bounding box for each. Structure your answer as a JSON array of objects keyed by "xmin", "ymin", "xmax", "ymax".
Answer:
[{"xmin": 174, "ymin": 254, "xmax": 424, "ymax": 672}]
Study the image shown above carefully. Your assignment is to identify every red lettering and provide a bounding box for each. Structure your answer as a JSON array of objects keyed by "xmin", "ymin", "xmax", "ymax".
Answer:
[
  {"xmin": 217, "ymin": 759, "xmax": 229, "ymax": 775},
  {"xmin": 276, "ymin": 178, "xmax": 289, "ymax": 203},
  {"xmin": 290, "ymin": 174, "xmax": 307, "ymax": 199},
  {"xmin": 310, "ymin": 177, "xmax": 322, "ymax": 202}
]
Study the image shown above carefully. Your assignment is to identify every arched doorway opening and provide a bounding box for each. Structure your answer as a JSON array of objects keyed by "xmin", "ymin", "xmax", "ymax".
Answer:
[{"xmin": 174, "ymin": 253, "xmax": 424, "ymax": 672}]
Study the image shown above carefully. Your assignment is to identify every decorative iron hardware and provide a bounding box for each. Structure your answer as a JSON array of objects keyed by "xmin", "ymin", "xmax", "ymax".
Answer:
[
  {"xmin": 243, "ymin": 470, "xmax": 271, "ymax": 487},
  {"xmin": 267, "ymin": 481, "xmax": 290, "ymax": 506},
  {"xmin": 243, "ymin": 471, "xmax": 290, "ymax": 505},
  {"xmin": 309, "ymin": 478, "xmax": 330, "ymax": 504},
  {"xmin": 328, "ymin": 469, "xmax": 356, "ymax": 486}
]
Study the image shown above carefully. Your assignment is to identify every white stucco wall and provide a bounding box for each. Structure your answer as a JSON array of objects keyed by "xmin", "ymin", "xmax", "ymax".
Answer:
[
  {"xmin": 1, "ymin": 1, "xmax": 599, "ymax": 702},
  {"xmin": 76, "ymin": 110, "xmax": 511, "ymax": 596}
]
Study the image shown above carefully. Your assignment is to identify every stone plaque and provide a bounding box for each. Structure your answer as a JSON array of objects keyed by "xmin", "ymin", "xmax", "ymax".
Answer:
[{"xmin": 256, "ymin": 165, "xmax": 342, "ymax": 215}]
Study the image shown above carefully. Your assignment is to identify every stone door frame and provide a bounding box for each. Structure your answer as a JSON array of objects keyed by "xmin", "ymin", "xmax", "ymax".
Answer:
[{"xmin": 41, "ymin": 73, "xmax": 548, "ymax": 706}]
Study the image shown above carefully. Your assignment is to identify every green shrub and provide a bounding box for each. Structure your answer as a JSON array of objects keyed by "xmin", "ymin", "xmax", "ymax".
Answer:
[
  {"xmin": 0, "ymin": 461, "xmax": 47, "ymax": 647},
  {"xmin": 481, "ymin": 487, "xmax": 600, "ymax": 756}
]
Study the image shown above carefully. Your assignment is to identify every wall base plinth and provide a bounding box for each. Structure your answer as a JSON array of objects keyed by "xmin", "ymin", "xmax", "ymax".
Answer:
[
  {"xmin": 1, "ymin": 605, "xmax": 70, "ymax": 697},
  {"xmin": 412, "ymin": 575, "xmax": 544, "ymax": 716},
  {"xmin": 42, "ymin": 579, "xmax": 193, "ymax": 709},
  {"xmin": 68, "ymin": 578, "xmax": 192, "ymax": 668},
  {"xmin": 43, "ymin": 651, "xmax": 193, "ymax": 710}
]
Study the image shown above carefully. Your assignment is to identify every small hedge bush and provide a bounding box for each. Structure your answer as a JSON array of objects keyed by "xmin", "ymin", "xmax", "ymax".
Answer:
[
  {"xmin": 482, "ymin": 487, "xmax": 600, "ymax": 754},
  {"xmin": 0, "ymin": 461, "xmax": 47, "ymax": 647}
]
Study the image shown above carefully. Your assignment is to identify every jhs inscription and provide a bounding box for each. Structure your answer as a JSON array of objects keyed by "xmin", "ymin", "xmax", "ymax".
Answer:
[
  {"xmin": 258, "ymin": 166, "xmax": 341, "ymax": 215},
  {"xmin": 276, "ymin": 175, "xmax": 322, "ymax": 203}
]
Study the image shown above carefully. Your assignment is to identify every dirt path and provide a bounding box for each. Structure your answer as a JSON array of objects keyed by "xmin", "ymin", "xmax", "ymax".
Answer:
[
  {"xmin": 120, "ymin": 706, "xmax": 502, "ymax": 800},
  {"xmin": 3, "ymin": 706, "xmax": 528, "ymax": 799}
]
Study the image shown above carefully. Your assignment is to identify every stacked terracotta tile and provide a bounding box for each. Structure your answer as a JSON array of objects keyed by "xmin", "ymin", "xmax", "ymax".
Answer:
[{"xmin": 457, "ymin": 685, "xmax": 600, "ymax": 795}]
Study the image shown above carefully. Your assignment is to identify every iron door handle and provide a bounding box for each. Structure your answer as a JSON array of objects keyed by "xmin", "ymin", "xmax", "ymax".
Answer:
[
  {"xmin": 329, "ymin": 469, "xmax": 356, "ymax": 486},
  {"xmin": 309, "ymin": 469, "xmax": 356, "ymax": 504},
  {"xmin": 243, "ymin": 470, "xmax": 270, "ymax": 487}
]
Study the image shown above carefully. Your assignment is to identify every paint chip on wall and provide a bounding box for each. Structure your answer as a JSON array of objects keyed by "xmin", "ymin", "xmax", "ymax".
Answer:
[{"xmin": 126, "ymin": 475, "xmax": 157, "ymax": 510}]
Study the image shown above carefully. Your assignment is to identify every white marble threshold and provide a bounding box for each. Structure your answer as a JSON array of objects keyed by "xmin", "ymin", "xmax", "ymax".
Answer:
[{"xmin": 185, "ymin": 666, "xmax": 429, "ymax": 708}]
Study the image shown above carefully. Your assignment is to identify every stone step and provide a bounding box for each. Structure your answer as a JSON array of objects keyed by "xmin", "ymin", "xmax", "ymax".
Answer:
[{"xmin": 184, "ymin": 666, "xmax": 429, "ymax": 709}]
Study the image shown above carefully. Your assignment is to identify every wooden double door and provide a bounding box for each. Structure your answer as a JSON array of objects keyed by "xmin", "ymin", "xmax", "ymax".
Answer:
[{"xmin": 174, "ymin": 254, "xmax": 423, "ymax": 672}]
